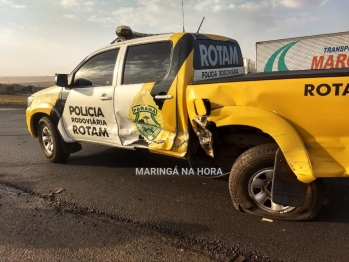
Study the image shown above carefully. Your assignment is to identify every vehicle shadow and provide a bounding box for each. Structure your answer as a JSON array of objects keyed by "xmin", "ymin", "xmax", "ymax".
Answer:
[
  {"xmin": 65, "ymin": 147, "xmax": 349, "ymax": 223},
  {"xmin": 314, "ymin": 178, "xmax": 349, "ymax": 223},
  {"xmin": 67, "ymin": 147, "xmax": 189, "ymax": 169},
  {"xmin": 66, "ymin": 146, "xmax": 230, "ymax": 180}
]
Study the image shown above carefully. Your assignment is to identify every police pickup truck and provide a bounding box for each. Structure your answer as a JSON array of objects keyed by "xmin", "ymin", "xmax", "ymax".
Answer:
[{"xmin": 26, "ymin": 26, "xmax": 349, "ymax": 221}]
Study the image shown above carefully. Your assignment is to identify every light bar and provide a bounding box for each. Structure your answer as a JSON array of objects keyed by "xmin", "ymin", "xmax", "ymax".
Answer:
[
  {"xmin": 116, "ymin": 25, "xmax": 133, "ymax": 40},
  {"xmin": 110, "ymin": 25, "xmax": 161, "ymax": 44}
]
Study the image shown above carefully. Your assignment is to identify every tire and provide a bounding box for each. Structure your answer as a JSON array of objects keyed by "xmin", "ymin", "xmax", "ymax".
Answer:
[
  {"xmin": 38, "ymin": 116, "xmax": 70, "ymax": 163},
  {"xmin": 229, "ymin": 143, "xmax": 324, "ymax": 221}
]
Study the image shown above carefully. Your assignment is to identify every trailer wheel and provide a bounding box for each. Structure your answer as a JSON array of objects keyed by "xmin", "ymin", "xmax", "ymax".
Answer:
[
  {"xmin": 229, "ymin": 143, "xmax": 324, "ymax": 221},
  {"xmin": 38, "ymin": 116, "xmax": 70, "ymax": 163}
]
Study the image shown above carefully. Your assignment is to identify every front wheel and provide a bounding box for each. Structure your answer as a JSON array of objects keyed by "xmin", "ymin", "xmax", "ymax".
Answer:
[
  {"xmin": 38, "ymin": 116, "xmax": 70, "ymax": 163},
  {"xmin": 229, "ymin": 143, "xmax": 324, "ymax": 221}
]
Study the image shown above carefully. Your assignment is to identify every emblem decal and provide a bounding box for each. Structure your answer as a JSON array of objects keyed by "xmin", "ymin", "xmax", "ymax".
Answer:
[
  {"xmin": 264, "ymin": 41, "xmax": 299, "ymax": 72},
  {"xmin": 129, "ymin": 90, "xmax": 164, "ymax": 143}
]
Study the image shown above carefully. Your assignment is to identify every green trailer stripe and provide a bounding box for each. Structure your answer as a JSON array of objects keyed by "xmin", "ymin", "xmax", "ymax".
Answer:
[
  {"xmin": 277, "ymin": 41, "xmax": 299, "ymax": 71},
  {"xmin": 264, "ymin": 41, "xmax": 298, "ymax": 72}
]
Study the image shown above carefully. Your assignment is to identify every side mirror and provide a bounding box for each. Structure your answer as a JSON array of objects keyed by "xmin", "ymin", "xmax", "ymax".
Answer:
[
  {"xmin": 55, "ymin": 74, "xmax": 68, "ymax": 87},
  {"xmin": 75, "ymin": 78, "xmax": 92, "ymax": 87},
  {"xmin": 194, "ymin": 99, "xmax": 211, "ymax": 116}
]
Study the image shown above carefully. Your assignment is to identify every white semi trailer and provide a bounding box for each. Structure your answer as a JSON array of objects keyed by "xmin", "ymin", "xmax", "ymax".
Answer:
[{"xmin": 256, "ymin": 31, "xmax": 349, "ymax": 72}]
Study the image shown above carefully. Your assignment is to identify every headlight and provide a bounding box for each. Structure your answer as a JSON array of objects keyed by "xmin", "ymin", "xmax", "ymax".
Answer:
[{"xmin": 27, "ymin": 96, "xmax": 34, "ymax": 107}]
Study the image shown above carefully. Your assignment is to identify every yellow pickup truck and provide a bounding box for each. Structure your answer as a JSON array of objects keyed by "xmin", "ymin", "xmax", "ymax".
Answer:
[{"xmin": 26, "ymin": 26, "xmax": 349, "ymax": 221}]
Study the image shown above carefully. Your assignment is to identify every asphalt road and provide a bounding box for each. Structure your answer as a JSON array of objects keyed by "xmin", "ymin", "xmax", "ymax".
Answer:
[{"xmin": 1, "ymin": 106, "xmax": 349, "ymax": 262}]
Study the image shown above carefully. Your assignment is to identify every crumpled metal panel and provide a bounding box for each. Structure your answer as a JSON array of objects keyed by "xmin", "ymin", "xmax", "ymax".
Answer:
[{"xmin": 191, "ymin": 116, "xmax": 214, "ymax": 158}]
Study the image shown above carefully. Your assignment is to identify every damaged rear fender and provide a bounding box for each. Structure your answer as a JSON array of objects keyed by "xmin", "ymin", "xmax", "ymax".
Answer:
[{"xmin": 208, "ymin": 106, "xmax": 315, "ymax": 183}]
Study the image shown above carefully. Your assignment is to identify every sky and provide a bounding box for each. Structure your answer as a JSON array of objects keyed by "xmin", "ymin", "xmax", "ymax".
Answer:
[{"xmin": 0, "ymin": 0, "xmax": 348, "ymax": 76}]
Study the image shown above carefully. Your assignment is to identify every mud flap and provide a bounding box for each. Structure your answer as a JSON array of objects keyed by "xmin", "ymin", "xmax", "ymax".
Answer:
[
  {"xmin": 271, "ymin": 149, "xmax": 308, "ymax": 207},
  {"xmin": 59, "ymin": 136, "xmax": 82, "ymax": 154},
  {"xmin": 50, "ymin": 106, "xmax": 82, "ymax": 155}
]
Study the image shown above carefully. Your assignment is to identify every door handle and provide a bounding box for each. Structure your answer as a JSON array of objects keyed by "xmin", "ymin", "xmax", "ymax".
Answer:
[
  {"xmin": 99, "ymin": 95, "xmax": 112, "ymax": 101},
  {"xmin": 154, "ymin": 95, "xmax": 173, "ymax": 100}
]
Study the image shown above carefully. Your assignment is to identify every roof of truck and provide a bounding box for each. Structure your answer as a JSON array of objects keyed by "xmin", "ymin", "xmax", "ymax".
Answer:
[
  {"xmin": 85, "ymin": 32, "xmax": 239, "ymax": 61},
  {"xmin": 256, "ymin": 30, "xmax": 349, "ymax": 44}
]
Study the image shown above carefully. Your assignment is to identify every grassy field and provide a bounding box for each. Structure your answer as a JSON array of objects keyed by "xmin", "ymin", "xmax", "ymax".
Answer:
[
  {"xmin": 0, "ymin": 76, "xmax": 54, "ymax": 87},
  {"xmin": 0, "ymin": 95, "xmax": 28, "ymax": 106}
]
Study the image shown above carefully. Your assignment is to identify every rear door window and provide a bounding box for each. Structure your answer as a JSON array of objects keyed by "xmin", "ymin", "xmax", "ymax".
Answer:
[{"xmin": 122, "ymin": 42, "xmax": 172, "ymax": 85}]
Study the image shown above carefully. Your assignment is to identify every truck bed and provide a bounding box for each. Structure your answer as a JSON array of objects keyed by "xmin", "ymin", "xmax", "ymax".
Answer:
[{"xmin": 191, "ymin": 68, "xmax": 349, "ymax": 84}]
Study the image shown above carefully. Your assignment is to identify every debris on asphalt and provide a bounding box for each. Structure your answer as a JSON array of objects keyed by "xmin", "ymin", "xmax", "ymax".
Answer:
[
  {"xmin": 43, "ymin": 188, "xmax": 65, "ymax": 199},
  {"xmin": 261, "ymin": 218, "xmax": 273, "ymax": 223}
]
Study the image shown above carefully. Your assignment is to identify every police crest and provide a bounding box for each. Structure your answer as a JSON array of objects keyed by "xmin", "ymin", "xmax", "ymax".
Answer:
[{"xmin": 128, "ymin": 90, "xmax": 164, "ymax": 143}]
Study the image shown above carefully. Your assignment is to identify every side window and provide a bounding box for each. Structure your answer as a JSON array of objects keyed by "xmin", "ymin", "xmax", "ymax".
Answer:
[
  {"xmin": 74, "ymin": 49, "xmax": 119, "ymax": 87},
  {"xmin": 123, "ymin": 42, "xmax": 172, "ymax": 85}
]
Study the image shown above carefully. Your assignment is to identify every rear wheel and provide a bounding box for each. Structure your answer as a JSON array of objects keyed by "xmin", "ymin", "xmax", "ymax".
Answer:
[
  {"xmin": 229, "ymin": 143, "xmax": 324, "ymax": 221},
  {"xmin": 38, "ymin": 116, "xmax": 69, "ymax": 163}
]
